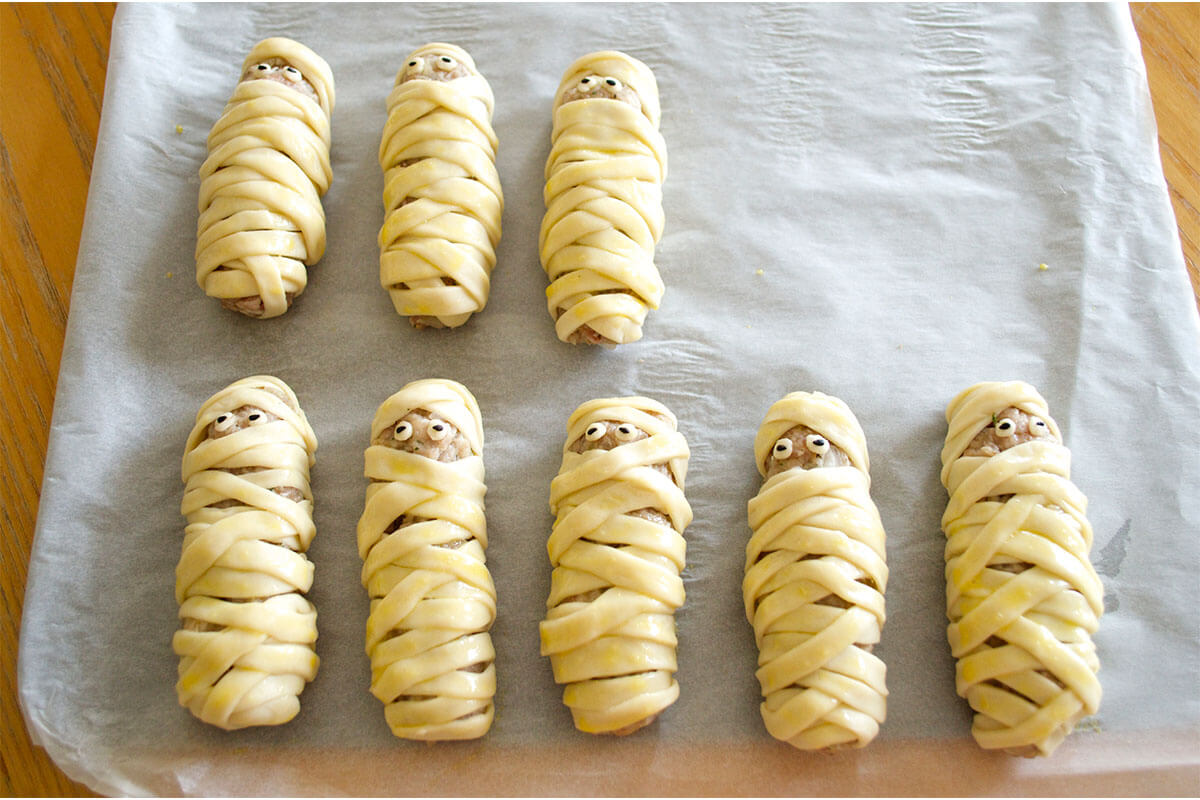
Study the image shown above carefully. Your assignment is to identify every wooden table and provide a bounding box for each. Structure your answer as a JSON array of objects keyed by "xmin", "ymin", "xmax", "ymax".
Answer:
[{"xmin": 2, "ymin": 4, "xmax": 1196, "ymax": 796}]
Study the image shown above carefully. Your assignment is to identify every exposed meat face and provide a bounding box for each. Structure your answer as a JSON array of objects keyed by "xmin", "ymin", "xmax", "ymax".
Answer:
[
  {"xmin": 242, "ymin": 58, "xmax": 319, "ymax": 103},
  {"xmin": 398, "ymin": 50, "xmax": 472, "ymax": 83},
  {"xmin": 560, "ymin": 73, "xmax": 641, "ymax": 108},
  {"xmin": 375, "ymin": 409, "xmax": 472, "ymax": 463},
  {"xmin": 206, "ymin": 405, "xmax": 278, "ymax": 439},
  {"xmin": 963, "ymin": 407, "xmax": 1056, "ymax": 457},
  {"xmin": 764, "ymin": 424, "xmax": 851, "ymax": 478}
]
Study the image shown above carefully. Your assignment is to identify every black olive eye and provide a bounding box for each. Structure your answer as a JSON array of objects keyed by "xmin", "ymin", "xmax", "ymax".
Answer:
[
  {"xmin": 440, "ymin": 56, "xmax": 452, "ymax": 63},
  {"xmin": 614, "ymin": 424, "xmax": 638, "ymax": 442},
  {"xmin": 605, "ymin": 78, "xmax": 618, "ymax": 87},
  {"xmin": 285, "ymin": 66, "xmax": 298, "ymax": 73},
  {"xmin": 255, "ymin": 63, "xmax": 269, "ymax": 71},
  {"xmin": 246, "ymin": 411, "xmax": 268, "ymax": 426},
  {"xmin": 995, "ymin": 418, "xmax": 1016, "ymax": 438},
  {"xmin": 408, "ymin": 60, "xmax": 418, "ymax": 67},
  {"xmin": 585, "ymin": 422, "xmax": 606, "ymax": 442},
  {"xmin": 805, "ymin": 435, "xmax": 830, "ymax": 456},
  {"xmin": 772, "ymin": 438, "xmax": 793, "ymax": 460},
  {"xmin": 393, "ymin": 421, "xmax": 413, "ymax": 442},
  {"xmin": 214, "ymin": 413, "xmax": 236, "ymax": 432},
  {"xmin": 427, "ymin": 420, "xmax": 450, "ymax": 441}
]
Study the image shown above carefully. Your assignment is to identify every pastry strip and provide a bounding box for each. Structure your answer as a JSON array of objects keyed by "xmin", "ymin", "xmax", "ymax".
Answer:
[
  {"xmin": 940, "ymin": 380, "xmax": 1102, "ymax": 756},
  {"xmin": 175, "ymin": 375, "xmax": 319, "ymax": 729},
  {"xmin": 356, "ymin": 379, "xmax": 495, "ymax": 739},
  {"xmin": 541, "ymin": 396, "xmax": 691, "ymax": 734},
  {"xmin": 539, "ymin": 51, "xmax": 668, "ymax": 346},
  {"xmin": 196, "ymin": 38, "xmax": 335, "ymax": 318},
  {"xmin": 378, "ymin": 44, "xmax": 503, "ymax": 329},
  {"xmin": 745, "ymin": 391, "xmax": 888, "ymax": 749}
]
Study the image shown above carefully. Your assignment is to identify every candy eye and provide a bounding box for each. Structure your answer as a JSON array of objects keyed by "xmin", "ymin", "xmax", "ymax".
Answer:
[
  {"xmin": 246, "ymin": 410, "xmax": 268, "ymax": 426},
  {"xmin": 604, "ymin": 77, "xmax": 622, "ymax": 90},
  {"xmin": 585, "ymin": 422, "xmax": 606, "ymax": 442},
  {"xmin": 1029, "ymin": 416, "xmax": 1047, "ymax": 433},
  {"xmin": 578, "ymin": 76, "xmax": 597, "ymax": 91},
  {"xmin": 282, "ymin": 65, "xmax": 301, "ymax": 82},
  {"xmin": 805, "ymin": 434, "xmax": 830, "ymax": 456},
  {"xmin": 994, "ymin": 418, "xmax": 1016, "ymax": 438},
  {"xmin": 614, "ymin": 423, "xmax": 638, "ymax": 442},
  {"xmin": 214, "ymin": 413, "xmax": 236, "ymax": 432},
  {"xmin": 434, "ymin": 55, "xmax": 457, "ymax": 71},
  {"xmin": 427, "ymin": 420, "xmax": 450, "ymax": 441},
  {"xmin": 393, "ymin": 421, "xmax": 413, "ymax": 442},
  {"xmin": 772, "ymin": 438, "xmax": 793, "ymax": 460},
  {"xmin": 254, "ymin": 63, "xmax": 270, "ymax": 72}
]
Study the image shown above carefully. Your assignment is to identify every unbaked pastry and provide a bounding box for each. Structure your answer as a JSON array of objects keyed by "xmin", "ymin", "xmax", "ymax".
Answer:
[
  {"xmin": 356, "ymin": 379, "xmax": 496, "ymax": 739},
  {"xmin": 744, "ymin": 391, "xmax": 888, "ymax": 750},
  {"xmin": 538, "ymin": 51, "xmax": 668, "ymax": 346},
  {"xmin": 174, "ymin": 375, "xmax": 319, "ymax": 729},
  {"xmin": 196, "ymin": 37, "xmax": 335, "ymax": 318},
  {"xmin": 940, "ymin": 380, "xmax": 1102, "ymax": 757},
  {"xmin": 378, "ymin": 44, "xmax": 503, "ymax": 329},
  {"xmin": 541, "ymin": 396, "xmax": 691, "ymax": 734}
]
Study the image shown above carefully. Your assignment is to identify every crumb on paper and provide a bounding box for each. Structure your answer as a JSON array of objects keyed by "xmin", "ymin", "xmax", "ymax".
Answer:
[
  {"xmin": 166, "ymin": 271, "xmax": 173, "ymax": 278},
  {"xmin": 1075, "ymin": 717, "xmax": 1103, "ymax": 734},
  {"xmin": 1038, "ymin": 263, "xmax": 1049, "ymax": 271},
  {"xmin": 755, "ymin": 268, "xmax": 764, "ymax": 276}
]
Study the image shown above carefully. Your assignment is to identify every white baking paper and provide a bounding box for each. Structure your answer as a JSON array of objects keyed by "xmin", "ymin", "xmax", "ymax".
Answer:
[{"xmin": 19, "ymin": 2, "xmax": 1200, "ymax": 796}]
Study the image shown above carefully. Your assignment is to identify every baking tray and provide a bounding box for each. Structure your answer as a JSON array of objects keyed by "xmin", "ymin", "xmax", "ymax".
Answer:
[{"xmin": 19, "ymin": 3, "xmax": 1200, "ymax": 795}]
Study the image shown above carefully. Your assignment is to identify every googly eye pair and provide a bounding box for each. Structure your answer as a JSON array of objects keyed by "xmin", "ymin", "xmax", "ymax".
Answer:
[
  {"xmin": 578, "ymin": 75, "xmax": 623, "ymax": 92},
  {"xmin": 771, "ymin": 434, "xmax": 830, "ymax": 460}
]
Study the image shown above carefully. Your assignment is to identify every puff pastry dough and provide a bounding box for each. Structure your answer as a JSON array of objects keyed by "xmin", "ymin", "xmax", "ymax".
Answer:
[
  {"xmin": 196, "ymin": 38, "xmax": 335, "ymax": 318},
  {"xmin": 357, "ymin": 379, "xmax": 496, "ymax": 739},
  {"xmin": 940, "ymin": 381, "xmax": 1102, "ymax": 756},
  {"xmin": 175, "ymin": 375, "xmax": 319, "ymax": 729},
  {"xmin": 541, "ymin": 396, "xmax": 691, "ymax": 734},
  {"xmin": 378, "ymin": 44, "xmax": 503, "ymax": 329},
  {"xmin": 539, "ymin": 51, "xmax": 668, "ymax": 346},
  {"xmin": 744, "ymin": 391, "xmax": 888, "ymax": 750}
]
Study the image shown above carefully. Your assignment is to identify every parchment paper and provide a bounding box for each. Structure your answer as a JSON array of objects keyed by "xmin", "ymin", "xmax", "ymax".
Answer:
[{"xmin": 19, "ymin": 3, "xmax": 1200, "ymax": 796}]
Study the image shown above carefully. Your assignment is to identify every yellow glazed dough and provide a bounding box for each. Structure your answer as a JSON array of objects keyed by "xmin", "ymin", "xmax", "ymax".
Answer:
[
  {"xmin": 940, "ymin": 380, "xmax": 1102, "ymax": 756},
  {"xmin": 539, "ymin": 51, "xmax": 668, "ymax": 346},
  {"xmin": 541, "ymin": 396, "xmax": 691, "ymax": 734},
  {"xmin": 174, "ymin": 375, "xmax": 319, "ymax": 730},
  {"xmin": 378, "ymin": 44, "xmax": 503, "ymax": 329},
  {"xmin": 196, "ymin": 38, "xmax": 335, "ymax": 318},
  {"xmin": 744, "ymin": 391, "xmax": 888, "ymax": 750},
  {"xmin": 356, "ymin": 379, "xmax": 496, "ymax": 740}
]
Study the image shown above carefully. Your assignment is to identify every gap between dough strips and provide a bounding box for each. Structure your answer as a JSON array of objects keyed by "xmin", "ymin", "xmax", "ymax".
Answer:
[
  {"xmin": 541, "ymin": 396, "xmax": 691, "ymax": 734},
  {"xmin": 745, "ymin": 391, "xmax": 889, "ymax": 750},
  {"xmin": 940, "ymin": 380, "xmax": 1103, "ymax": 757},
  {"xmin": 539, "ymin": 51, "xmax": 668, "ymax": 347},
  {"xmin": 196, "ymin": 37, "xmax": 335, "ymax": 319},
  {"xmin": 378, "ymin": 43, "xmax": 503, "ymax": 329},
  {"xmin": 356, "ymin": 379, "xmax": 496, "ymax": 740},
  {"xmin": 174, "ymin": 375, "xmax": 319, "ymax": 730}
]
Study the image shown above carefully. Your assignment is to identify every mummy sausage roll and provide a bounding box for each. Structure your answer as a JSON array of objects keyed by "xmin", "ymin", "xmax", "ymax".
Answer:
[
  {"xmin": 174, "ymin": 375, "xmax": 319, "ymax": 729},
  {"xmin": 539, "ymin": 51, "xmax": 668, "ymax": 346},
  {"xmin": 940, "ymin": 381, "xmax": 1102, "ymax": 756},
  {"xmin": 196, "ymin": 38, "xmax": 335, "ymax": 318},
  {"xmin": 541, "ymin": 397, "xmax": 691, "ymax": 734},
  {"xmin": 744, "ymin": 392, "xmax": 888, "ymax": 750},
  {"xmin": 356, "ymin": 379, "xmax": 496, "ymax": 740},
  {"xmin": 378, "ymin": 44, "xmax": 503, "ymax": 329}
]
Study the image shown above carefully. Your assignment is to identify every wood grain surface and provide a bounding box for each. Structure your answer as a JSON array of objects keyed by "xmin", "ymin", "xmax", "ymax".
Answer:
[{"xmin": 1, "ymin": 4, "xmax": 1196, "ymax": 796}]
